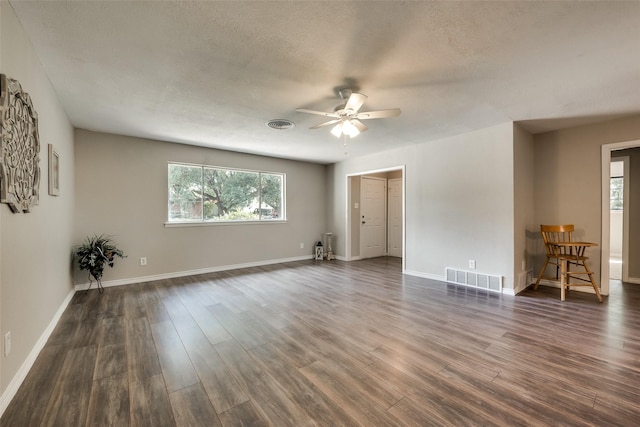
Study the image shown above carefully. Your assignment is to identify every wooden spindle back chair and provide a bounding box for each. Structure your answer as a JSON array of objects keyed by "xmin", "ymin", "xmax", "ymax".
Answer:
[
  {"xmin": 534, "ymin": 224, "xmax": 574, "ymax": 286},
  {"xmin": 534, "ymin": 224, "xmax": 602, "ymax": 302}
]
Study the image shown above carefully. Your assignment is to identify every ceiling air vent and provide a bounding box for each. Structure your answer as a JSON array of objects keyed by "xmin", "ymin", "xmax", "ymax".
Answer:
[{"xmin": 266, "ymin": 119, "xmax": 295, "ymax": 130}]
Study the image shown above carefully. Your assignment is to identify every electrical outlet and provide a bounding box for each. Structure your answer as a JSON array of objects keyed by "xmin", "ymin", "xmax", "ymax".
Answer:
[
  {"xmin": 4, "ymin": 331, "xmax": 11, "ymax": 357},
  {"xmin": 469, "ymin": 260, "xmax": 476, "ymax": 269},
  {"xmin": 300, "ymin": 243, "xmax": 304, "ymax": 249},
  {"xmin": 140, "ymin": 257, "xmax": 147, "ymax": 266}
]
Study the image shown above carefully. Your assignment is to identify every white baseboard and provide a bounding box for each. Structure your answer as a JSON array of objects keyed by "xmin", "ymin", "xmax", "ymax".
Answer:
[
  {"xmin": 537, "ymin": 279, "xmax": 563, "ymax": 289},
  {"xmin": 74, "ymin": 255, "xmax": 314, "ymax": 291},
  {"xmin": 626, "ymin": 277, "xmax": 640, "ymax": 284},
  {"xmin": 403, "ymin": 269, "xmax": 446, "ymax": 282},
  {"xmin": 0, "ymin": 289, "xmax": 76, "ymax": 417},
  {"xmin": 511, "ymin": 281, "xmax": 529, "ymax": 296}
]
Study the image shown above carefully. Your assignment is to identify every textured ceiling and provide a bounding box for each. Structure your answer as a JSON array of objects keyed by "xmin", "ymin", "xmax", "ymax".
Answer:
[{"xmin": 9, "ymin": 1, "xmax": 640, "ymax": 164}]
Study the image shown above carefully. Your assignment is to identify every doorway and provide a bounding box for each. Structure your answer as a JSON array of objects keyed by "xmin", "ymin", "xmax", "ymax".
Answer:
[
  {"xmin": 601, "ymin": 140, "xmax": 639, "ymax": 294},
  {"xmin": 346, "ymin": 167, "xmax": 405, "ymax": 266}
]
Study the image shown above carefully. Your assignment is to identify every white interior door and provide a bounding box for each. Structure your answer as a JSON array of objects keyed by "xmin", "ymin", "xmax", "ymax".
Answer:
[
  {"xmin": 387, "ymin": 178, "xmax": 402, "ymax": 258},
  {"xmin": 360, "ymin": 177, "xmax": 386, "ymax": 259}
]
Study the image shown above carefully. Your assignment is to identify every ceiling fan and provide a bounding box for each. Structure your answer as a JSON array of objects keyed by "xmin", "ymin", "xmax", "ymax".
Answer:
[{"xmin": 296, "ymin": 89, "xmax": 401, "ymax": 139}]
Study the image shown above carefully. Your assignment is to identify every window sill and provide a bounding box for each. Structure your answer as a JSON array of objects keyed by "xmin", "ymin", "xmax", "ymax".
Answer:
[{"xmin": 164, "ymin": 219, "xmax": 288, "ymax": 228}]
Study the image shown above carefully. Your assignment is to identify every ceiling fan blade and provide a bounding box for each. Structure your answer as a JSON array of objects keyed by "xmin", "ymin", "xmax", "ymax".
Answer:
[
  {"xmin": 355, "ymin": 108, "xmax": 401, "ymax": 119},
  {"xmin": 352, "ymin": 119, "xmax": 368, "ymax": 133},
  {"xmin": 344, "ymin": 93, "xmax": 367, "ymax": 112},
  {"xmin": 296, "ymin": 108, "xmax": 340, "ymax": 118},
  {"xmin": 310, "ymin": 119, "xmax": 341, "ymax": 129}
]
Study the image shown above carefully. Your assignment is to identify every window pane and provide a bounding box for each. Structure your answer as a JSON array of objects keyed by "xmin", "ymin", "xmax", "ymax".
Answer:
[
  {"xmin": 260, "ymin": 173, "xmax": 284, "ymax": 220},
  {"xmin": 168, "ymin": 164, "xmax": 203, "ymax": 221},
  {"xmin": 610, "ymin": 176, "xmax": 623, "ymax": 210},
  {"xmin": 203, "ymin": 168, "xmax": 260, "ymax": 221}
]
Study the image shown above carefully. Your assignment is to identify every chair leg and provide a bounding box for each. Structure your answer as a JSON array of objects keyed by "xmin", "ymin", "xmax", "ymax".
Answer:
[
  {"xmin": 566, "ymin": 262, "xmax": 573, "ymax": 290},
  {"xmin": 560, "ymin": 259, "xmax": 567, "ymax": 301},
  {"xmin": 534, "ymin": 258, "xmax": 550, "ymax": 290},
  {"xmin": 582, "ymin": 260, "xmax": 603, "ymax": 303}
]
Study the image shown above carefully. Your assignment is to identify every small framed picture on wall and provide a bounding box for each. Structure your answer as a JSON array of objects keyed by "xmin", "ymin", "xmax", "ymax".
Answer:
[{"xmin": 48, "ymin": 144, "xmax": 60, "ymax": 196}]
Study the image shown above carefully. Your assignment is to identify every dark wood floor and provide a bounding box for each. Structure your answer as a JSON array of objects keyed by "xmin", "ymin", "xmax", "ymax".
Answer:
[{"xmin": 3, "ymin": 257, "xmax": 640, "ymax": 426}]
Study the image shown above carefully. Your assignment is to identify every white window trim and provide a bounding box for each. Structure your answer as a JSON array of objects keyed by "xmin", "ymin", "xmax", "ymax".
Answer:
[
  {"xmin": 167, "ymin": 162, "xmax": 286, "ymax": 224},
  {"xmin": 164, "ymin": 220, "xmax": 288, "ymax": 228}
]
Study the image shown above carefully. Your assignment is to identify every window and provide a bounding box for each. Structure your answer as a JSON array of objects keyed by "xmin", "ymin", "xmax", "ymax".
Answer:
[
  {"xmin": 168, "ymin": 163, "xmax": 285, "ymax": 223},
  {"xmin": 610, "ymin": 176, "xmax": 623, "ymax": 210}
]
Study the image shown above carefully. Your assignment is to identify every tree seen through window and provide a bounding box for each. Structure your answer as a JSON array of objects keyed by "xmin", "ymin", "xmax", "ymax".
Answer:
[{"xmin": 610, "ymin": 176, "xmax": 623, "ymax": 211}]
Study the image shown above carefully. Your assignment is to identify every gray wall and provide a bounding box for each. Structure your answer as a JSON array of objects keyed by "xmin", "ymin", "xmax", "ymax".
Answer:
[
  {"xmin": 328, "ymin": 122, "xmax": 518, "ymax": 289},
  {"xmin": 533, "ymin": 115, "xmax": 640, "ymax": 286},
  {"xmin": 1, "ymin": 1, "xmax": 75, "ymax": 397},
  {"xmin": 74, "ymin": 130, "xmax": 327, "ymax": 284},
  {"xmin": 612, "ymin": 147, "xmax": 640, "ymax": 277}
]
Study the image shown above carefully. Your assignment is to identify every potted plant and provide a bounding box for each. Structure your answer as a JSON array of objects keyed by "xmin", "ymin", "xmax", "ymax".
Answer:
[{"xmin": 75, "ymin": 234, "xmax": 126, "ymax": 293}]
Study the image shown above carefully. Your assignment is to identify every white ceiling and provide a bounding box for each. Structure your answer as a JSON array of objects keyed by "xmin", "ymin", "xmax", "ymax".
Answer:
[{"xmin": 9, "ymin": 1, "xmax": 640, "ymax": 164}]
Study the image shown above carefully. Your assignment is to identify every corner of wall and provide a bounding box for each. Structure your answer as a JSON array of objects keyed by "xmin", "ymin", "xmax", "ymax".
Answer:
[{"xmin": 512, "ymin": 123, "xmax": 535, "ymax": 292}]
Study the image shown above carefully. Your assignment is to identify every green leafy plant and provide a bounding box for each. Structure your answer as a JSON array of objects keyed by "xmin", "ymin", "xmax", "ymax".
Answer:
[{"xmin": 75, "ymin": 234, "xmax": 126, "ymax": 293}]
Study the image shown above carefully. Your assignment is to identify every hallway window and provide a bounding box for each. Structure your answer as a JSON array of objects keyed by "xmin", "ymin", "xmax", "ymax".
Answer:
[{"xmin": 610, "ymin": 176, "xmax": 623, "ymax": 210}]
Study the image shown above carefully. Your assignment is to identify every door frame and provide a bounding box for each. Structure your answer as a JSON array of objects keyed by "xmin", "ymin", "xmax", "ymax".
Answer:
[
  {"xmin": 345, "ymin": 166, "xmax": 405, "ymax": 271},
  {"xmin": 387, "ymin": 177, "xmax": 403, "ymax": 258},
  {"xmin": 601, "ymin": 139, "xmax": 640, "ymax": 293},
  {"xmin": 610, "ymin": 156, "xmax": 630, "ymax": 282}
]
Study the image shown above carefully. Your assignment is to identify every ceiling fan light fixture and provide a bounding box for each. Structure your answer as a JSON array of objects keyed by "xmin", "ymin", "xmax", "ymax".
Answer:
[
  {"xmin": 342, "ymin": 120, "xmax": 360, "ymax": 138},
  {"xmin": 330, "ymin": 122, "xmax": 343, "ymax": 138}
]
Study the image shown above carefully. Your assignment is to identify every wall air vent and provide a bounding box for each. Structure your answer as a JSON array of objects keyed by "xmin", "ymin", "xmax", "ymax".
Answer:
[
  {"xmin": 446, "ymin": 267, "xmax": 502, "ymax": 293},
  {"xmin": 266, "ymin": 119, "xmax": 295, "ymax": 130}
]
